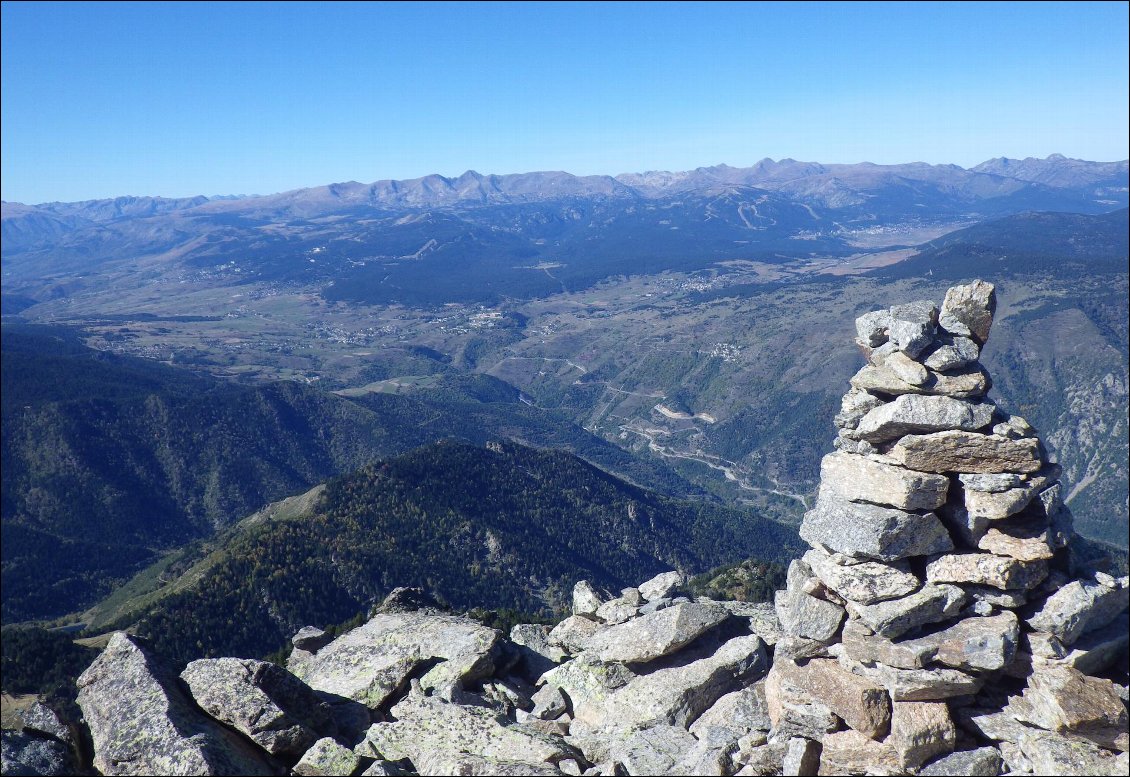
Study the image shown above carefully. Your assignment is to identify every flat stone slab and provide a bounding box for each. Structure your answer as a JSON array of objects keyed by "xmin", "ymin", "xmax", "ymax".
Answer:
[
  {"xmin": 1010, "ymin": 666, "xmax": 1127, "ymax": 737},
  {"xmin": 841, "ymin": 619, "xmax": 937, "ymax": 670},
  {"xmin": 804, "ymin": 548, "xmax": 921, "ymax": 604},
  {"xmin": 845, "ymin": 583, "xmax": 965, "ymax": 639},
  {"xmin": 898, "ymin": 611, "xmax": 1020, "ymax": 672},
  {"xmin": 638, "ymin": 571, "xmax": 685, "ymax": 602},
  {"xmin": 361, "ymin": 691, "xmax": 579, "ymax": 767},
  {"xmin": 854, "ymin": 395, "xmax": 994, "ymax": 444},
  {"xmin": 294, "ymin": 612, "xmax": 502, "ymax": 707},
  {"xmin": 581, "ymin": 602, "xmax": 729, "ymax": 664},
  {"xmin": 850, "ymin": 364, "xmax": 988, "ymax": 399},
  {"xmin": 801, "ymin": 495, "xmax": 952, "ymax": 561},
  {"xmin": 818, "ymin": 452, "xmax": 951, "ymax": 511},
  {"xmin": 888, "ymin": 431, "xmax": 1042, "ymax": 474},
  {"xmin": 574, "ymin": 634, "xmax": 767, "ymax": 733},
  {"xmin": 844, "ymin": 658, "xmax": 983, "ymax": 701},
  {"xmin": 926, "ymin": 552, "xmax": 1047, "ymax": 590},
  {"xmin": 923, "ymin": 336, "xmax": 980, "ymax": 373}
]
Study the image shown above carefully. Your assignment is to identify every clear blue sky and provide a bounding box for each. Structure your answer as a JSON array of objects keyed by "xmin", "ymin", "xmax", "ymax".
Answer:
[{"xmin": 2, "ymin": 1, "xmax": 1127, "ymax": 203}]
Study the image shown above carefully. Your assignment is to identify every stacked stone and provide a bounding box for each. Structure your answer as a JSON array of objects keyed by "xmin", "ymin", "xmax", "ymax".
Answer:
[{"xmin": 768, "ymin": 280, "xmax": 1129, "ymax": 776}]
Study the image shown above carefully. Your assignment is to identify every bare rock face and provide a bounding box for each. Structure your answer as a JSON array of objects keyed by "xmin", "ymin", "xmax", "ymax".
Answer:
[
  {"xmin": 1, "ymin": 730, "xmax": 75, "ymax": 777},
  {"xmin": 76, "ymin": 633, "xmax": 276, "ymax": 776}
]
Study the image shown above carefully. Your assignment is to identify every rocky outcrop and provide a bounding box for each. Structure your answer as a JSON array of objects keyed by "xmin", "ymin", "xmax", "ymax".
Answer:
[{"xmin": 67, "ymin": 281, "xmax": 1129, "ymax": 776}]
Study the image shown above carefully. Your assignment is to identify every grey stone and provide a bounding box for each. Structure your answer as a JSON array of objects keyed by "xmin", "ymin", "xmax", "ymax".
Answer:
[
  {"xmin": 939, "ymin": 280, "xmax": 995, "ymax": 345},
  {"xmin": 834, "ymin": 389, "xmax": 884, "ymax": 430},
  {"xmin": 17, "ymin": 702, "xmax": 71, "ymax": 744},
  {"xmin": 637, "ymin": 571, "xmax": 684, "ymax": 602},
  {"xmin": 292, "ymin": 737, "xmax": 360, "ymax": 777},
  {"xmin": 960, "ymin": 585, "xmax": 1027, "ymax": 608},
  {"xmin": 782, "ymin": 737, "xmax": 821, "ymax": 776},
  {"xmin": 888, "ymin": 300, "xmax": 939, "ymax": 357},
  {"xmin": 801, "ymin": 494, "xmax": 952, "ymax": 561},
  {"xmin": 572, "ymin": 635, "xmax": 767, "ymax": 733},
  {"xmin": 845, "ymin": 583, "xmax": 965, "ymax": 639},
  {"xmin": 293, "ymin": 612, "xmax": 502, "ymax": 707},
  {"xmin": 888, "ymin": 431, "xmax": 1042, "ymax": 474},
  {"xmin": 890, "ymin": 701, "xmax": 956, "ymax": 769},
  {"xmin": 1051, "ymin": 613, "xmax": 1130, "ymax": 675},
  {"xmin": 773, "ymin": 658, "xmax": 891, "ymax": 739},
  {"xmin": 539, "ymin": 654, "xmax": 635, "ymax": 714},
  {"xmin": 841, "ymin": 618, "xmax": 937, "ymax": 670},
  {"xmin": 843, "ymin": 657, "xmax": 983, "ymax": 701},
  {"xmin": 1026, "ymin": 576, "xmax": 1130, "ymax": 646},
  {"xmin": 925, "ymin": 553, "xmax": 1047, "ymax": 590},
  {"xmin": 530, "ymin": 684, "xmax": 569, "ymax": 720},
  {"xmin": 977, "ymin": 520, "xmax": 1056, "ymax": 562},
  {"xmin": 606, "ymin": 724, "xmax": 698, "ymax": 776},
  {"xmin": 511, "ymin": 623, "xmax": 568, "ymax": 681},
  {"xmin": 923, "ymin": 336, "xmax": 981, "ymax": 372},
  {"xmin": 670, "ymin": 739, "xmax": 738, "ymax": 776},
  {"xmin": 1010, "ymin": 666, "xmax": 1127, "ymax": 743},
  {"xmin": 689, "ymin": 683, "xmax": 771, "ymax": 743},
  {"xmin": 181, "ymin": 657, "xmax": 334, "ymax": 757},
  {"xmin": 775, "ymin": 587, "xmax": 845, "ymax": 643},
  {"xmin": 360, "ymin": 690, "xmax": 579, "ymax": 766},
  {"xmin": 898, "ymin": 612, "xmax": 1020, "ymax": 672},
  {"xmin": 76, "ymin": 633, "xmax": 274, "ymax": 776},
  {"xmin": 763, "ymin": 661, "xmax": 839, "ymax": 741},
  {"xmin": 292, "ymin": 626, "xmax": 332, "ymax": 652},
  {"xmin": 804, "ymin": 548, "xmax": 920, "ymax": 604},
  {"xmin": 817, "ymin": 452, "xmax": 950, "ymax": 511},
  {"xmin": 850, "ymin": 363, "xmax": 989, "ymax": 399},
  {"xmin": 961, "ymin": 474, "xmax": 1052, "ymax": 520},
  {"xmin": 855, "ymin": 310, "xmax": 892, "ymax": 347},
  {"xmin": 854, "ymin": 394, "xmax": 994, "ymax": 444},
  {"xmin": 572, "ymin": 581, "xmax": 607, "ymax": 617},
  {"xmin": 414, "ymin": 752, "xmax": 565, "ymax": 776},
  {"xmin": 581, "ymin": 602, "xmax": 728, "ymax": 664},
  {"xmin": 954, "ymin": 707, "xmax": 1041, "ymax": 744},
  {"xmin": 594, "ymin": 596, "xmax": 639, "ymax": 625},
  {"xmin": 918, "ymin": 747, "xmax": 1003, "ymax": 776},
  {"xmin": 1, "ymin": 730, "xmax": 74, "ymax": 777},
  {"xmin": 638, "ymin": 597, "xmax": 673, "ymax": 615},
  {"xmin": 958, "ymin": 472, "xmax": 1027, "ymax": 492},
  {"xmin": 1018, "ymin": 730, "xmax": 1126, "ymax": 777},
  {"xmin": 718, "ymin": 601, "xmax": 782, "ymax": 645},
  {"xmin": 992, "ymin": 412, "xmax": 1037, "ymax": 440},
  {"xmin": 883, "ymin": 350, "xmax": 929, "ymax": 385},
  {"xmin": 548, "ymin": 616, "xmax": 606, "ymax": 655}
]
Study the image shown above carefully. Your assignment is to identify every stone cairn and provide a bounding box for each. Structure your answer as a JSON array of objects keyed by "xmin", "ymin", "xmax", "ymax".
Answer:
[{"xmin": 770, "ymin": 279, "xmax": 1129, "ymax": 775}]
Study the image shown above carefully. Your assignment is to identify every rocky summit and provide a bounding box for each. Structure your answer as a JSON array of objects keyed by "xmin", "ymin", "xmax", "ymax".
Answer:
[{"xmin": 23, "ymin": 281, "xmax": 1129, "ymax": 777}]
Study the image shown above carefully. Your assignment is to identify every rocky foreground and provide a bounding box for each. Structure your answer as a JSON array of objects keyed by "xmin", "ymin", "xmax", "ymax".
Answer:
[{"xmin": 4, "ymin": 280, "xmax": 1128, "ymax": 777}]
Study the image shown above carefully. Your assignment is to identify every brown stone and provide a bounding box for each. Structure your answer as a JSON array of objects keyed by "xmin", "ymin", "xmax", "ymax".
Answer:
[
  {"xmin": 925, "ymin": 553, "xmax": 1047, "ymax": 591},
  {"xmin": 887, "ymin": 431, "xmax": 1042, "ymax": 474},
  {"xmin": 889, "ymin": 702, "xmax": 956, "ymax": 769},
  {"xmin": 816, "ymin": 729, "xmax": 901, "ymax": 776},
  {"xmin": 778, "ymin": 659, "xmax": 891, "ymax": 740}
]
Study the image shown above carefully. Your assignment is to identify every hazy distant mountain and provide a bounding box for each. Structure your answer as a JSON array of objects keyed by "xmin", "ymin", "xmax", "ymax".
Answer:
[{"xmin": 3, "ymin": 155, "xmax": 1125, "ymax": 307}]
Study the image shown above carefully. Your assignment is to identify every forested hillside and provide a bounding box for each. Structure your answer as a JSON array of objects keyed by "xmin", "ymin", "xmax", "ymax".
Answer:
[
  {"xmin": 1, "ymin": 326, "xmax": 702, "ymax": 621},
  {"xmin": 108, "ymin": 440, "xmax": 799, "ymax": 664}
]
